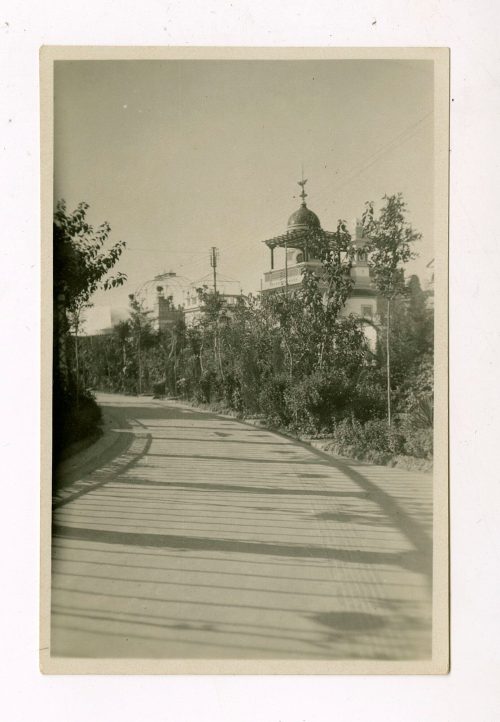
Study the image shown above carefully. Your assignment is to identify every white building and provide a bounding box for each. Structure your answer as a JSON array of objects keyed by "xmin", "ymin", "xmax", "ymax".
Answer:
[{"xmin": 183, "ymin": 273, "xmax": 244, "ymax": 326}]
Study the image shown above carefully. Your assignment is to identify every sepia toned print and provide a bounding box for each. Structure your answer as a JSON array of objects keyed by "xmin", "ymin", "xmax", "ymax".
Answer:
[{"xmin": 40, "ymin": 46, "xmax": 449, "ymax": 674}]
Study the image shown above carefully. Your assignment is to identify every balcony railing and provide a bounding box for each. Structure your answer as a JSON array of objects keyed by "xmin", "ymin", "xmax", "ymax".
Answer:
[{"xmin": 263, "ymin": 261, "xmax": 323, "ymax": 290}]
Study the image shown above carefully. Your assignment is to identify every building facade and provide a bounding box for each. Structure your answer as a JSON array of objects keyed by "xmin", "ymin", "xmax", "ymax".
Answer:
[{"xmin": 183, "ymin": 274, "xmax": 244, "ymax": 326}]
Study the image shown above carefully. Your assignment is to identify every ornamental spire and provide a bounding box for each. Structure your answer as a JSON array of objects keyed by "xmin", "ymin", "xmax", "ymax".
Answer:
[{"xmin": 297, "ymin": 166, "xmax": 308, "ymax": 205}]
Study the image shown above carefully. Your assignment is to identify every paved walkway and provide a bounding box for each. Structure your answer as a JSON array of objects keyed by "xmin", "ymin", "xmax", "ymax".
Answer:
[{"xmin": 51, "ymin": 393, "xmax": 433, "ymax": 660}]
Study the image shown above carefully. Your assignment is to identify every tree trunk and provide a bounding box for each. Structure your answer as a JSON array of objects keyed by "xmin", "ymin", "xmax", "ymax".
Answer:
[
  {"xmin": 199, "ymin": 338, "xmax": 204, "ymax": 375},
  {"xmin": 317, "ymin": 339, "xmax": 325, "ymax": 373}
]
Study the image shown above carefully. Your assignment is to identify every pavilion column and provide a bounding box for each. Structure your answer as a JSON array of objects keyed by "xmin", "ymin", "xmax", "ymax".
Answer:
[{"xmin": 270, "ymin": 246, "xmax": 274, "ymax": 270}]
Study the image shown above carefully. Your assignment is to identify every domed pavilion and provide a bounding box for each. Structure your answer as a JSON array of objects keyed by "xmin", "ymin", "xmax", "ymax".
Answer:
[
  {"xmin": 261, "ymin": 177, "xmax": 331, "ymax": 291},
  {"xmin": 260, "ymin": 177, "xmax": 379, "ymax": 333}
]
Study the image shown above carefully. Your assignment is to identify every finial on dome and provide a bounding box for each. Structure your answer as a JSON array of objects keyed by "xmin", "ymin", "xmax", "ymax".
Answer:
[{"xmin": 297, "ymin": 168, "xmax": 308, "ymax": 205}]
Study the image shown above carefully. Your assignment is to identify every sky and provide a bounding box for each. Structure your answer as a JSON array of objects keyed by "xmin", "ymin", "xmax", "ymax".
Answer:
[{"xmin": 54, "ymin": 59, "xmax": 434, "ymax": 316}]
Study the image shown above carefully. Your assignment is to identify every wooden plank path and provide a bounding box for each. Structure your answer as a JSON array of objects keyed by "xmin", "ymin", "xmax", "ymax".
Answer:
[{"xmin": 51, "ymin": 393, "xmax": 432, "ymax": 660}]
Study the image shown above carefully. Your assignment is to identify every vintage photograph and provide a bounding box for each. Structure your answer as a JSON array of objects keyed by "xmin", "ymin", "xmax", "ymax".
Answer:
[{"xmin": 41, "ymin": 48, "xmax": 449, "ymax": 673}]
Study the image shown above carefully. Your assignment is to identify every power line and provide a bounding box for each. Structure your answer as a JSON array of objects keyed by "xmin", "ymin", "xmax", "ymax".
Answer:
[
  {"xmin": 123, "ymin": 114, "xmax": 433, "ymax": 277},
  {"xmin": 210, "ymin": 116, "xmax": 433, "ymax": 261},
  {"xmin": 125, "ymin": 247, "xmax": 208, "ymax": 255},
  {"xmin": 330, "ymin": 112, "xmax": 433, "ymax": 195}
]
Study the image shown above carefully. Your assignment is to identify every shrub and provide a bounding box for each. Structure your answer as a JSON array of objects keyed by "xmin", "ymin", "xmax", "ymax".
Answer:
[
  {"xmin": 284, "ymin": 373, "xmax": 323, "ymax": 434},
  {"xmin": 284, "ymin": 369, "xmax": 357, "ymax": 434},
  {"xmin": 399, "ymin": 418, "xmax": 433, "ymax": 458},
  {"xmin": 53, "ymin": 386, "xmax": 102, "ymax": 462},
  {"xmin": 258, "ymin": 373, "xmax": 293, "ymax": 426},
  {"xmin": 216, "ymin": 372, "xmax": 244, "ymax": 413},
  {"xmin": 399, "ymin": 354, "xmax": 434, "ymax": 427},
  {"xmin": 329, "ymin": 417, "xmax": 407, "ymax": 462},
  {"xmin": 350, "ymin": 369, "xmax": 387, "ymax": 422},
  {"xmin": 393, "ymin": 356, "xmax": 434, "ymax": 459},
  {"xmin": 152, "ymin": 380, "xmax": 166, "ymax": 397},
  {"xmin": 365, "ymin": 419, "xmax": 406, "ymax": 455},
  {"xmin": 330, "ymin": 417, "xmax": 363, "ymax": 448},
  {"xmin": 194, "ymin": 369, "xmax": 217, "ymax": 404}
]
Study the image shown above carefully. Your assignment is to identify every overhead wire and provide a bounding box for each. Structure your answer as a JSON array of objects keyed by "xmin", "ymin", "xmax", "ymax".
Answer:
[
  {"xmin": 123, "ymin": 112, "xmax": 433, "ymax": 284},
  {"xmin": 329, "ymin": 112, "xmax": 433, "ymax": 195},
  {"xmin": 214, "ymin": 111, "xmax": 433, "ymax": 262}
]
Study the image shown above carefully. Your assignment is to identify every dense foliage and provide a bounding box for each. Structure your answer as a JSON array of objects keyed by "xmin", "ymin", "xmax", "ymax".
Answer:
[
  {"xmin": 53, "ymin": 201, "xmax": 126, "ymax": 461},
  {"xmin": 361, "ymin": 193, "xmax": 422, "ymax": 427},
  {"xmin": 75, "ymin": 198, "xmax": 434, "ymax": 463}
]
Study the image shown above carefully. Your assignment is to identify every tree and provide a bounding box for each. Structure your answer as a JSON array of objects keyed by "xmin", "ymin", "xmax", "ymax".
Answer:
[
  {"xmin": 254, "ymin": 222, "xmax": 370, "ymax": 430},
  {"xmin": 193, "ymin": 286, "xmax": 230, "ymax": 383},
  {"xmin": 361, "ymin": 193, "xmax": 421, "ymax": 426},
  {"xmin": 53, "ymin": 200, "xmax": 127, "ymax": 392},
  {"xmin": 161, "ymin": 317, "xmax": 187, "ymax": 395},
  {"xmin": 114, "ymin": 320, "xmax": 131, "ymax": 390},
  {"xmin": 301, "ymin": 220, "xmax": 359, "ymax": 373},
  {"xmin": 127, "ymin": 295, "xmax": 155, "ymax": 394},
  {"xmin": 381, "ymin": 274, "xmax": 433, "ymax": 390},
  {"xmin": 52, "ymin": 200, "xmax": 127, "ymax": 462}
]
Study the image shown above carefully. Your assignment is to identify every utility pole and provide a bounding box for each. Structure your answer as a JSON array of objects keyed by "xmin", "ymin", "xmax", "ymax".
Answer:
[
  {"xmin": 210, "ymin": 246, "xmax": 219, "ymax": 294},
  {"xmin": 209, "ymin": 246, "xmax": 223, "ymax": 378}
]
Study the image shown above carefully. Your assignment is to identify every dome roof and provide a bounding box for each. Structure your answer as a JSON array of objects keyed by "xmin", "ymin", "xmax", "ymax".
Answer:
[{"xmin": 287, "ymin": 203, "xmax": 321, "ymax": 231}]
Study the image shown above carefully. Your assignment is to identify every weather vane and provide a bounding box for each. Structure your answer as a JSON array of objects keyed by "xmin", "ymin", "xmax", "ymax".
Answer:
[{"xmin": 297, "ymin": 166, "xmax": 308, "ymax": 204}]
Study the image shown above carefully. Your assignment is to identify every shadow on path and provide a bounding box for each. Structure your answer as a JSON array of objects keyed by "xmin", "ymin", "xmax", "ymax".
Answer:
[
  {"xmin": 53, "ymin": 524, "xmax": 427, "ymax": 574},
  {"xmin": 250, "ymin": 424, "xmax": 433, "ymax": 581},
  {"xmin": 61, "ymin": 396, "xmax": 433, "ymax": 580},
  {"xmin": 115, "ymin": 477, "xmax": 370, "ymax": 499}
]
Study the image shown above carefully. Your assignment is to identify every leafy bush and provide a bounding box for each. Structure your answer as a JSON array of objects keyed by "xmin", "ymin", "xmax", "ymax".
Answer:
[
  {"xmin": 404, "ymin": 428, "xmax": 433, "ymax": 458},
  {"xmin": 328, "ymin": 416, "xmax": 427, "ymax": 464},
  {"xmin": 397, "ymin": 356, "xmax": 433, "ymax": 458},
  {"xmin": 399, "ymin": 416, "xmax": 433, "ymax": 458},
  {"xmin": 350, "ymin": 369, "xmax": 387, "ymax": 422},
  {"xmin": 215, "ymin": 372, "xmax": 244, "ymax": 412},
  {"xmin": 194, "ymin": 369, "xmax": 217, "ymax": 404},
  {"xmin": 53, "ymin": 386, "xmax": 102, "ymax": 461},
  {"xmin": 284, "ymin": 373, "xmax": 321, "ymax": 433},
  {"xmin": 258, "ymin": 373, "xmax": 293, "ymax": 426},
  {"xmin": 152, "ymin": 380, "xmax": 166, "ymax": 397},
  {"xmin": 399, "ymin": 355, "xmax": 433, "ymax": 424},
  {"xmin": 284, "ymin": 370, "xmax": 352, "ymax": 434}
]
